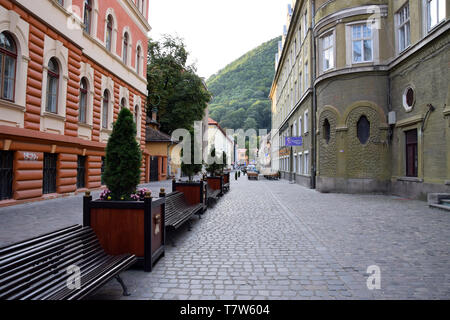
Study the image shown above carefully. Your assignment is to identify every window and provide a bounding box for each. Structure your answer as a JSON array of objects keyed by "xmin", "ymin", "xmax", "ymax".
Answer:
[
  {"xmin": 122, "ymin": 32, "xmax": 128, "ymax": 64},
  {"xmin": 397, "ymin": 3, "xmax": 410, "ymax": 52},
  {"xmin": 303, "ymin": 11, "xmax": 307, "ymax": 39},
  {"xmin": 101, "ymin": 156, "xmax": 105, "ymax": 185},
  {"xmin": 134, "ymin": 105, "xmax": 139, "ymax": 124},
  {"xmin": 357, "ymin": 115, "xmax": 370, "ymax": 144},
  {"xmin": 304, "ymin": 152, "xmax": 309, "ymax": 175},
  {"xmin": 323, "ymin": 118, "xmax": 331, "ymax": 143},
  {"xmin": 0, "ymin": 151, "xmax": 13, "ymax": 200},
  {"xmin": 304, "ymin": 63, "xmax": 308, "ymax": 90},
  {"xmin": 46, "ymin": 58, "xmax": 59, "ymax": 113},
  {"xmin": 321, "ymin": 32, "xmax": 334, "ymax": 71},
  {"xmin": 352, "ymin": 24, "xmax": 373, "ymax": 63},
  {"xmin": 0, "ymin": 32, "xmax": 17, "ymax": 101},
  {"xmin": 298, "ymin": 71, "xmax": 302, "ymax": 97},
  {"xmin": 43, "ymin": 153, "xmax": 57, "ymax": 195},
  {"xmin": 293, "ymin": 121, "xmax": 297, "ymax": 137},
  {"xmin": 298, "ymin": 153, "xmax": 302, "ymax": 174},
  {"xmin": 77, "ymin": 156, "xmax": 86, "ymax": 189},
  {"xmin": 120, "ymin": 97, "xmax": 126, "ymax": 110},
  {"xmin": 106, "ymin": 15, "xmax": 113, "ymax": 52},
  {"xmin": 136, "ymin": 46, "xmax": 141, "ymax": 74},
  {"xmin": 102, "ymin": 90, "xmax": 109, "ymax": 129},
  {"xmin": 298, "ymin": 116, "xmax": 302, "ymax": 136},
  {"xmin": 304, "ymin": 111, "xmax": 309, "ymax": 133},
  {"xmin": 83, "ymin": 0, "xmax": 92, "ymax": 34},
  {"xmin": 57, "ymin": 0, "xmax": 64, "ymax": 6},
  {"xmin": 79, "ymin": 77, "xmax": 88, "ymax": 123},
  {"xmin": 405, "ymin": 129, "xmax": 418, "ymax": 177},
  {"xmin": 403, "ymin": 86, "xmax": 415, "ymax": 112},
  {"xmin": 294, "ymin": 154, "xmax": 297, "ymax": 173},
  {"xmin": 427, "ymin": 0, "xmax": 446, "ymax": 31}
]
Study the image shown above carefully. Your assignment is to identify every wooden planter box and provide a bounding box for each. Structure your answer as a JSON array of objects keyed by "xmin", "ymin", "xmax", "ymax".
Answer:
[
  {"xmin": 83, "ymin": 194, "xmax": 165, "ymax": 272},
  {"xmin": 206, "ymin": 176, "xmax": 224, "ymax": 195},
  {"xmin": 172, "ymin": 180, "xmax": 207, "ymax": 212},
  {"xmin": 223, "ymin": 172, "xmax": 230, "ymax": 185}
]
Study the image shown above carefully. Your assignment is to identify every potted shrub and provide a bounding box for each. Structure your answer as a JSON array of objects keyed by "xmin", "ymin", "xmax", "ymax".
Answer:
[
  {"xmin": 173, "ymin": 129, "xmax": 207, "ymax": 211},
  {"xmin": 83, "ymin": 108, "xmax": 165, "ymax": 272},
  {"xmin": 205, "ymin": 147, "xmax": 226, "ymax": 195}
]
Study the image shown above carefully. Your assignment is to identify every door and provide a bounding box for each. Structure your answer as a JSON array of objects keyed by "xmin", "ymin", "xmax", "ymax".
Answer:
[
  {"xmin": 43, "ymin": 153, "xmax": 57, "ymax": 194},
  {"xmin": 150, "ymin": 156, "xmax": 159, "ymax": 182},
  {"xmin": 405, "ymin": 129, "xmax": 418, "ymax": 177},
  {"xmin": 0, "ymin": 151, "xmax": 13, "ymax": 200}
]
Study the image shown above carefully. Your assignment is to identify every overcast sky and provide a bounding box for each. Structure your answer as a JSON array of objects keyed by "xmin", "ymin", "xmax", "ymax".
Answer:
[{"xmin": 148, "ymin": 0, "xmax": 287, "ymax": 80}]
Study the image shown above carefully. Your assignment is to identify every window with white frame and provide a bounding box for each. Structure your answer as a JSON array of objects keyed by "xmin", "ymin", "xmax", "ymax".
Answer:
[
  {"xmin": 298, "ymin": 153, "xmax": 302, "ymax": 174},
  {"xmin": 298, "ymin": 116, "xmax": 302, "ymax": 136},
  {"xmin": 303, "ymin": 11, "xmax": 307, "ymax": 39},
  {"xmin": 293, "ymin": 120, "xmax": 297, "ymax": 137},
  {"xmin": 427, "ymin": 0, "xmax": 446, "ymax": 31},
  {"xmin": 321, "ymin": 31, "xmax": 334, "ymax": 71},
  {"xmin": 294, "ymin": 154, "xmax": 297, "ymax": 173},
  {"xmin": 397, "ymin": 3, "xmax": 410, "ymax": 52},
  {"xmin": 304, "ymin": 111, "xmax": 309, "ymax": 133},
  {"xmin": 304, "ymin": 152, "xmax": 309, "ymax": 175},
  {"xmin": 351, "ymin": 24, "xmax": 373, "ymax": 63},
  {"xmin": 304, "ymin": 62, "xmax": 308, "ymax": 90}
]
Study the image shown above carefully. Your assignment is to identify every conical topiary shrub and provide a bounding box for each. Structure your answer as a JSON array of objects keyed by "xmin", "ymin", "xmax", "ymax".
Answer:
[{"xmin": 103, "ymin": 108, "xmax": 142, "ymax": 200}]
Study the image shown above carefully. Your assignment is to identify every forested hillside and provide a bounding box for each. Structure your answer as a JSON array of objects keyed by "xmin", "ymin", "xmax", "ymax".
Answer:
[{"xmin": 206, "ymin": 36, "xmax": 280, "ymax": 131}]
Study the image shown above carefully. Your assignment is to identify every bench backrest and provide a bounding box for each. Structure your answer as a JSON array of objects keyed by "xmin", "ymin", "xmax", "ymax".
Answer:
[
  {"xmin": 165, "ymin": 192, "xmax": 190, "ymax": 219},
  {"xmin": 0, "ymin": 226, "xmax": 103, "ymax": 300}
]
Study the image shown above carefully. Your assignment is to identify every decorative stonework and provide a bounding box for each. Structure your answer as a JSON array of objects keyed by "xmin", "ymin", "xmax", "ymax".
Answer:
[
  {"xmin": 318, "ymin": 109, "xmax": 338, "ymax": 177},
  {"xmin": 345, "ymin": 105, "xmax": 387, "ymax": 179}
]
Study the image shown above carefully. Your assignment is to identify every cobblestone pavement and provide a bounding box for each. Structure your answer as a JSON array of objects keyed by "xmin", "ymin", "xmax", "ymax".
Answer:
[{"xmin": 1, "ymin": 177, "xmax": 449, "ymax": 299}]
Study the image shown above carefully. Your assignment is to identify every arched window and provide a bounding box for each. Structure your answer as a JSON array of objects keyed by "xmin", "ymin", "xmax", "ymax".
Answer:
[
  {"xmin": 46, "ymin": 58, "xmax": 59, "ymax": 113},
  {"xmin": 105, "ymin": 15, "xmax": 113, "ymax": 52},
  {"xmin": 134, "ymin": 105, "xmax": 139, "ymax": 124},
  {"xmin": 357, "ymin": 115, "xmax": 370, "ymax": 144},
  {"xmin": 79, "ymin": 78, "xmax": 88, "ymax": 123},
  {"xmin": 323, "ymin": 118, "xmax": 330, "ymax": 144},
  {"xmin": 0, "ymin": 32, "xmax": 17, "ymax": 101},
  {"xmin": 120, "ymin": 97, "xmax": 126, "ymax": 110},
  {"xmin": 136, "ymin": 46, "xmax": 141, "ymax": 74},
  {"xmin": 122, "ymin": 32, "xmax": 128, "ymax": 64},
  {"xmin": 102, "ymin": 90, "xmax": 109, "ymax": 129},
  {"xmin": 83, "ymin": 0, "xmax": 92, "ymax": 34}
]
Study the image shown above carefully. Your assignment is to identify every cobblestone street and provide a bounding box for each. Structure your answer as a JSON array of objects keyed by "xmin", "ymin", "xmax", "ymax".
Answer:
[{"xmin": 1, "ymin": 177, "xmax": 449, "ymax": 299}]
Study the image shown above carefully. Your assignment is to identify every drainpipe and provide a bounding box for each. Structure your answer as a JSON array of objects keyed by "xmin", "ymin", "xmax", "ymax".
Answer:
[{"xmin": 311, "ymin": 0, "xmax": 317, "ymax": 189}]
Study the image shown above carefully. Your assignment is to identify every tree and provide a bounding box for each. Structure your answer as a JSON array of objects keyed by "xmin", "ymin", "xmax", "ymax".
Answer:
[
  {"xmin": 205, "ymin": 147, "xmax": 227, "ymax": 177},
  {"xmin": 244, "ymin": 117, "xmax": 257, "ymax": 131},
  {"xmin": 103, "ymin": 108, "xmax": 142, "ymax": 200},
  {"xmin": 147, "ymin": 35, "xmax": 211, "ymax": 134}
]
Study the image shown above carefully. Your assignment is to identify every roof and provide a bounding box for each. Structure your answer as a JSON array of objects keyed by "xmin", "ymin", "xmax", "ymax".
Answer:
[
  {"xmin": 145, "ymin": 126, "xmax": 173, "ymax": 143},
  {"xmin": 208, "ymin": 117, "xmax": 234, "ymax": 144}
]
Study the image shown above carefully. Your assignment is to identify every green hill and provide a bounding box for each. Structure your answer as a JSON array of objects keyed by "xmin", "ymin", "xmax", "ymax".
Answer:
[{"xmin": 206, "ymin": 36, "xmax": 280, "ymax": 131}]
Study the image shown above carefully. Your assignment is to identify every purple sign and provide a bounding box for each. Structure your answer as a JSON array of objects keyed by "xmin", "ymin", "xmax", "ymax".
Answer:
[{"xmin": 285, "ymin": 137, "xmax": 303, "ymax": 146}]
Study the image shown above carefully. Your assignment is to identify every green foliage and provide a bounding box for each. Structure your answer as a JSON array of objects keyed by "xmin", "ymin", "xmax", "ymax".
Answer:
[
  {"xmin": 103, "ymin": 108, "xmax": 142, "ymax": 200},
  {"xmin": 206, "ymin": 37, "xmax": 280, "ymax": 131},
  {"xmin": 180, "ymin": 129, "xmax": 203, "ymax": 181},
  {"xmin": 205, "ymin": 147, "xmax": 227, "ymax": 177},
  {"xmin": 147, "ymin": 35, "xmax": 211, "ymax": 134}
]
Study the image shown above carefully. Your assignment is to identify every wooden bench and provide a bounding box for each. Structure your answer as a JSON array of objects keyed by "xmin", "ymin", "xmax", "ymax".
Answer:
[
  {"xmin": 164, "ymin": 191, "xmax": 203, "ymax": 232},
  {"xmin": 0, "ymin": 225, "xmax": 136, "ymax": 300},
  {"xmin": 206, "ymin": 184, "xmax": 221, "ymax": 207}
]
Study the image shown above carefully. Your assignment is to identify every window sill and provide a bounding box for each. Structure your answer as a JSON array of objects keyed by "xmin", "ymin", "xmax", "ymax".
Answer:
[
  {"xmin": 100, "ymin": 128, "xmax": 112, "ymax": 134},
  {"xmin": 42, "ymin": 112, "xmax": 66, "ymax": 121},
  {"xmin": 396, "ymin": 177, "xmax": 423, "ymax": 183},
  {"xmin": 0, "ymin": 100, "xmax": 26, "ymax": 112},
  {"xmin": 78, "ymin": 122, "xmax": 93, "ymax": 129}
]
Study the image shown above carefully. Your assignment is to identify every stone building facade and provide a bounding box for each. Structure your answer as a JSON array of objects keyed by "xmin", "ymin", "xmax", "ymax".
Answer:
[
  {"xmin": 271, "ymin": 0, "xmax": 449, "ymax": 200},
  {"xmin": 0, "ymin": 0, "xmax": 150, "ymax": 206}
]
